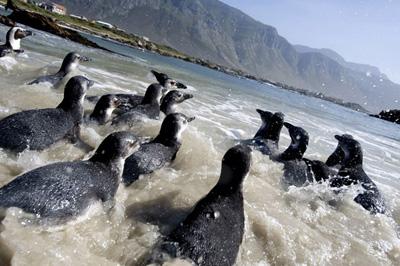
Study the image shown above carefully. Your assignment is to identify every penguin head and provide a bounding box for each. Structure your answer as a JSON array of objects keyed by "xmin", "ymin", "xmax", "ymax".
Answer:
[
  {"xmin": 256, "ymin": 109, "xmax": 273, "ymax": 124},
  {"xmin": 6, "ymin": 27, "xmax": 33, "ymax": 50},
  {"xmin": 254, "ymin": 109, "xmax": 284, "ymax": 142},
  {"xmin": 160, "ymin": 90, "xmax": 194, "ymax": 115},
  {"xmin": 218, "ymin": 145, "xmax": 252, "ymax": 191},
  {"xmin": 142, "ymin": 83, "xmax": 165, "ymax": 104},
  {"xmin": 96, "ymin": 94, "xmax": 121, "ymax": 111},
  {"xmin": 326, "ymin": 134, "xmax": 354, "ymax": 167},
  {"xmin": 156, "ymin": 113, "xmax": 195, "ymax": 144},
  {"xmin": 60, "ymin": 52, "xmax": 90, "ymax": 74},
  {"xmin": 151, "ymin": 70, "xmax": 187, "ymax": 89},
  {"xmin": 333, "ymin": 134, "xmax": 363, "ymax": 168},
  {"xmin": 281, "ymin": 122, "xmax": 309, "ymax": 160},
  {"xmin": 91, "ymin": 94, "xmax": 121, "ymax": 124},
  {"xmin": 63, "ymin": 76, "xmax": 94, "ymax": 104},
  {"xmin": 91, "ymin": 131, "xmax": 141, "ymax": 163}
]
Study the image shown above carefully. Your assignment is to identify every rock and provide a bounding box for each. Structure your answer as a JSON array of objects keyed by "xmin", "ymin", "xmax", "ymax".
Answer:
[
  {"xmin": 6, "ymin": 3, "xmax": 105, "ymax": 51},
  {"xmin": 0, "ymin": 15, "xmax": 16, "ymax": 27},
  {"xmin": 371, "ymin": 110, "xmax": 400, "ymax": 124}
]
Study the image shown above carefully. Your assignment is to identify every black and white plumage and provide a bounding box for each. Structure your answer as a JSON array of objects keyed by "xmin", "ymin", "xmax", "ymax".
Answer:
[
  {"xmin": 148, "ymin": 145, "xmax": 252, "ymax": 266},
  {"xmin": 0, "ymin": 131, "xmax": 140, "ymax": 222},
  {"xmin": 85, "ymin": 94, "xmax": 121, "ymax": 125},
  {"xmin": 111, "ymin": 83, "xmax": 166, "ymax": 126},
  {"xmin": 327, "ymin": 135, "xmax": 386, "ymax": 214},
  {"xmin": 274, "ymin": 122, "xmax": 332, "ymax": 187},
  {"xmin": 85, "ymin": 69, "xmax": 187, "ymax": 110},
  {"xmin": 160, "ymin": 90, "xmax": 193, "ymax": 115},
  {"xmin": 28, "ymin": 52, "xmax": 90, "ymax": 86},
  {"xmin": 122, "ymin": 113, "xmax": 195, "ymax": 186},
  {"xmin": 112, "ymin": 89, "xmax": 193, "ymax": 126},
  {"xmin": 0, "ymin": 76, "xmax": 93, "ymax": 153},
  {"xmin": 0, "ymin": 26, "xmax": 32, "ymax": 57},
  {"xmin": 243, "ymin": 109, "xmax": 285, "ymax": 155}
]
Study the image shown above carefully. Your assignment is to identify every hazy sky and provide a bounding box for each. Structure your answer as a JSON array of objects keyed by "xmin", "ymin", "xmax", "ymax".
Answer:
[{"xmin": 220, "ymin": 0, "xmax": 400, "ymax": 83}]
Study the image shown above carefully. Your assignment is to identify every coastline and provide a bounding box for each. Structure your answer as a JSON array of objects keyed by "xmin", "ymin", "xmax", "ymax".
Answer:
[{"xmin": 0, "ymin": 0, "xmax": 370, "ymax": 114}]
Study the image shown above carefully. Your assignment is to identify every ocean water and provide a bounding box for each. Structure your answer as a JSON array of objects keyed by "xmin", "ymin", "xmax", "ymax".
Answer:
[{"xmin": 0, "ymin": 24, "xmax": 399, "ymax": 265}]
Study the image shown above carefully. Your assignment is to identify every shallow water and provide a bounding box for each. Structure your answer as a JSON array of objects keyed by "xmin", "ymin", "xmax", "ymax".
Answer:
[{"xmin": 0, "ymin": 24, "xmax": 399, "ymax": 265}]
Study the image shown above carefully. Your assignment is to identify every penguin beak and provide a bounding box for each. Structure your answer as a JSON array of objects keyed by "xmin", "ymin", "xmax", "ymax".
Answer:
[
  {"xmin": 24, "ymin": 30, "xmax": 33, "ymax": 37},
  {"xmin": 15, "ymin": 29, "xmax": 33, "ymax": 39},
  {"xmin": 334, "ymin": 135, "xmax": 343, "ymax": 142},
  {"xmin": 256, "ymin": 109, "xmax": 273, "ymax": 117},
  {"xmin": 187, "ymin": 117, "xmax": 195, "ymax": 123},
  {"xmin": 176, "ymin": 82, "xmax": 187, "ymax": 89},
  {"xmin": 183, "ymin": 93, "xmax": 194, "ymax": 100},
  {"xmin": 283, "ymin": 122, "xmax": 294, "ymax": 129}
]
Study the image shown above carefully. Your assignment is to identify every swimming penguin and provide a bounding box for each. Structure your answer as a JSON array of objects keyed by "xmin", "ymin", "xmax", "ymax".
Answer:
[
  {"xmin": 325, "ymin": 134, "xmax": 354, "ymax": 169},
  {"xmin": 243, "ymin": 109, "xmax": 284, "ymax": 155},
  {"xmin": 327, "ymin": 135, "xmax": 386, "ymax": 214},
  {"xmin": 0, "ymin": 76, "xmax": 93, "ymax": 153},
  {"xmin": 0, "ymin": 26, "xmax": 32, "ymax": 57},
  {"xmin": 0, "ymin": 131, "xmax": 140, "ymax": 223},
  {"xmin": 28, "ymin": 52, "xmax": 90, "ymax": 86},
  {"xmin": 122, "ymin": 113, "xmax": 195, "ymax": 186},
  {"xmin": 111, "ymin": 83, "xmax": 166, "ymax": 126},
  {"xmin": 160, "ymin": 90, "xmax": 194, "ymax": 115},
  {"xmin": 112, "ymin": 89, "xmax": 193, "ymax": 126},
  {"xmin": 85, "ymin": 69, "xmax": 187, "ymax": 107},
  {"xmin": 148, "ymin": 145, "xmax": 252, "ymax": 266},
  {"xmin": 85, "ymin": 94, "xmax": 121, "ymax": 125},
  {"xmin": 151, "ymin": 70, "xmax": 187, "ymax": 89},
  {"xmin": 274, "ymin": 122, "xmax": 332, "ymax": 187}
]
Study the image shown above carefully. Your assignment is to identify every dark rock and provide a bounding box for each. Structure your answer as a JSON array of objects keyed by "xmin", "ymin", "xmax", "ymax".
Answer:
[
  {"xmin": 371, "ymin": 110, "xmax": 400, "ymax": 124},
  {"xmin": 0, "ymin": 15, "xmax": 15, "ymax": 27}
]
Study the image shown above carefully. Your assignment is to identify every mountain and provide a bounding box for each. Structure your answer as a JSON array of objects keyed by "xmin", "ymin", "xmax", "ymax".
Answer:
[
  {"xmin": 294, "ymin": 45, "xmax": 387, "ymax": 79},
  {"xmin": 54, "ymin": 0, "xmax": 399, "ymax": 112}
]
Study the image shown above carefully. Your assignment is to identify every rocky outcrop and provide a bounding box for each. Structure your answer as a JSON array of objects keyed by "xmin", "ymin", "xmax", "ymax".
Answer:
[
  {"xmin": 371, "ymin": 110, "xmax": 400, "ymax": 124},
  {"xmin": 4, "ymin": 0, "xmax": 104, "ymax": 50}
]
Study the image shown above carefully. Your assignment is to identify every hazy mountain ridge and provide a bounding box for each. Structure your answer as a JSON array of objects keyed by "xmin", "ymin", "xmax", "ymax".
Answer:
[
  {"xmin": 54, "ymin": 0, "xmax": 399, "ymax": 112},
  {"xmin": 294, "ymin": 45, "xmax": 386, "ymax": 79}
]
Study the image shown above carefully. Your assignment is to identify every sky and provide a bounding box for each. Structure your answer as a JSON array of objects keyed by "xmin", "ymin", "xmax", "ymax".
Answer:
[{"xmin": 220, "ymin": 0, "xmax": 400, "ymax": 83}]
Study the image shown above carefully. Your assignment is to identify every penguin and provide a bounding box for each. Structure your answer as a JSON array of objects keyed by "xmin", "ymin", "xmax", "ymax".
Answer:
[
  {"xmin": 122, "ymin": 113, "xmax": 195, "ymax": 186},
  {"xmin": 160, "ymin": 90, "xmax": 194, "ymax": 115},
  {"xmin": 148, "ymin": 145, "xmax": 252, "ymax": 266},
  {"xmin": 111, "ymin": 83, "xmax": 166, "ymax": 126},
  {"xmin": 112, "ymin": 89, "xmax": 193, "ymax": 126},
  {"xmin": 151, "ymin": 70, "xmax": 187, "ymax": 89},
  {"xmin": 327, "ymin": 135, "xmax": 386, "ymax": 214},
  {"xmin": 0, "ymin": 131, "xmax": 140, "ymax": 223},
  {"xmin": 0, "ymin": 26, "xmax": 32, "ymax": 57},
  {"xmin": 325, "ymin": 134, "xmax": 354, "ymax": 169},
  {"xmin": 273, "ymin": 122, "xmax": 332, "ymax": 187},
  {"xmin": 0, "ymin": 76, "xmax": 93, "ymax": 153},
  {"xmin": 243, "ymin": 109, "xmax": 284, "ymax": 155},
  {"xmin": 85, "ymin": 69, "xmax": 187, "ymax": 108},
  {"xmin": 85, "ymin": 94, "xmax": 121, "ymax": 125},
  {"xmin": 28, "ymin": 52, "xmax": 90, "ymax": 86}
]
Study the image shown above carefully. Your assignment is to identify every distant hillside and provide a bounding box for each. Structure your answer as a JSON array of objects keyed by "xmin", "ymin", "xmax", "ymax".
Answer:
[
  {"xmin": 55, "ymin": 0, "xmax": 400, "ymax": 112},
  {"xmin": 294, "ymin": 45, "xmax": 387, "ymax": 79}
]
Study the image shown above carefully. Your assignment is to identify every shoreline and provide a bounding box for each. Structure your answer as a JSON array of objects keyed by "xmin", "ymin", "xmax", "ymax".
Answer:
[{"xmin": 0, "ymin": 0, "xmax": 372, "ymax": 114}]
